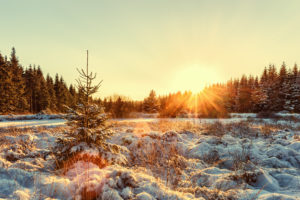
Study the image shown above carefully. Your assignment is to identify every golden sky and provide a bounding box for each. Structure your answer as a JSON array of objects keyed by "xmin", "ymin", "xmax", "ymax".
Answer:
[{"xmin": 1, "ymin": 0, "xmax": 300, "ymax": 100}]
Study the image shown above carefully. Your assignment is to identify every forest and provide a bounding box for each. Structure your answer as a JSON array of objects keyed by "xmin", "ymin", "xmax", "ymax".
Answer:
[{"xmin": 1, "ymin": 47, "xmax": 300, "ymax": 118}]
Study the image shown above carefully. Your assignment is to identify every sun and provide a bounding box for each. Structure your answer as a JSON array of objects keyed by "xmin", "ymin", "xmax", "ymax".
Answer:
[{"xmin": 170, "ymin": 64, "xmax": 220, "ymax": 93}]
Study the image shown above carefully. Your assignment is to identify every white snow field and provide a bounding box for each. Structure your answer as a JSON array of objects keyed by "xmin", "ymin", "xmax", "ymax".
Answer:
[
  {"xmin": 1, "ymin": 112, "xmax": 300, "ymax": 128},
  {"xmin": 0, "ymin": 114, "xmax": 65, "ymax": 128},
  {"xmin": 0, "ymin": 114, "xmax": 300, "ymax": 199},
  {"xmin": 0, "ymin": 119, "xmax": 65, "ymax": 128}
]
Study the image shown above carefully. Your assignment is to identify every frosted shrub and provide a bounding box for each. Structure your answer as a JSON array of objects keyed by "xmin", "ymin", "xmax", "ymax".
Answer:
[
  {"xmin": 204, "ymin": 121, "xmax": 225, "ymax": 137},
  {"xmin": 226, "ymin": 121, "xmax": 255, "ymax": 138},
  {"xmin": 229, "ymin": 144, "xmax": 258, "ymax": 185},
  {"xmin": 260, "ymin": 125, "xmax": 273, "ymax": 137},
  {"xmin": 201, "ymin": 149, "xmax": 220, "ymax": 165},
  {"xmin": 129, "ymin": 132, "xmax": 187, "ymax": 189}
]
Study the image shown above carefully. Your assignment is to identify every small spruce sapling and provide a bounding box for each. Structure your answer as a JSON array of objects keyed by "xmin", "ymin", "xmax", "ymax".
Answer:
[{"xmin": 56, "ymin": 51, "xmax": 119, "ymax": 166}]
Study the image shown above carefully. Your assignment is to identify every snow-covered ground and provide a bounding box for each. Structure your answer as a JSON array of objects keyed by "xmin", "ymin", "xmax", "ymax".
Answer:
[
  {"xmin": 0, "ymin": 115, "xmax": 300, "ymax": 199},
  {"xmin": 0, "ymin": 113, "xmax": 266, "ymax": 128},
  {"xmin": 0, "ymin": 114, "xmax": 64, "ymax": 122},
  {"xmin": 0, "ymin": 117, "xmax": 252, "ymax": 129},
  {"xmin": 0, "ymin": 112, "xmax": 299, "ymax": 128},
  {"xmin": 0, "ymin": 119, "xmax": 65, "ymax": 128}
]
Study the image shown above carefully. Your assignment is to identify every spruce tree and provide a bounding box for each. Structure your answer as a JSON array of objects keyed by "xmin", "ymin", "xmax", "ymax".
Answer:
[
  {"xmin": 31, "ymin": 66, "xmax": 40, "ymax": 112},
  {"xmin": 56, "ymin": 51, "xmax": 116, "ymax": 165},
  {"xmin": 255, "ymin": 68, "xmax": 270, "ymax": 112},
  {"xmin": 251, "ymin": 85, "xmax": 268, "ymax": 112},
  {"xmin": 143, "ymin": 90, "xmax": 159, "ymax": 113},
  {"xmin": 54, "ymin": 74, "xmax": 69, "ymax": 112},
  {"xmin": 267, "ymin": 64, "xmax": 280, "ymax": 111},
  {"xmin": 274, "ymin": 63, "xmax": 288, "ymax": 111},
  {"xmin": 283, "ymin": 71, "xmax": 294, "ymax": 111},
  {"xmin": 24, "ymin": 66, "xmax": 35, "ymax": 112},
  {"xmin": 68, "ymin": 84, "xmax": 77, "ymax": 109},
  {"xmin": 289, "ymin": 64, "xmax": 300, "ymax": 112},
  {"xmin": 0, "ymin": 53, "xmax": 14, "ymax": 113},
  {"xmin": 46, "ymin": 74, "xmax": 57, "ymax": 111},
  {"xmin": 36, "ymin": 67, "xmax": 50, "ymax": 112},
  {"xmin": 113, "ymin": 96, "xmax": 125, "ymax": 118},
  {"xmin": 9, "ymin": 48, "xmax": 27, "ymax": 112},
  {"xmin": 104, "ymin": 97, "xmax": 113, "ymax": 113},
  {"xmin": 235, "ymin": 75, "xmax": 252, "ymax": 112},
  {"xmin": 293, "ymin": 64, "xmax": 298, "ymax": 76}
]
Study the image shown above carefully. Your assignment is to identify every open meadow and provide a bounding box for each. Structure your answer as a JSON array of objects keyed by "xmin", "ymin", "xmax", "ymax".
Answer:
[{"xmin": 0, "ymin": 114, "xmax": 299, "ymax": 200}]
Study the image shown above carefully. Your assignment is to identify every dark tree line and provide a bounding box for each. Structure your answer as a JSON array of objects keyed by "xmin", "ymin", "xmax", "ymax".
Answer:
[
  {"xmin": 1, "ymin": 48, "xmax": 300, "ymax": 117},
  {"xmin": 101, "ymin": 96, "xmax": 143, "ymax": 118},
  {"xmin": 229, "ymin": 63, "xmax": 300, "ymax": 113},
  {"xmin": 0, "ymin": 48, "xmax": 143, "ymax": 116},
  {"xmin": 120, "ymin": 63, "xmax": 300, "ymax": 118},
  {"xmin": 0, "ymin": 48, "xmax": 79, "ymax": 114},
  {"xmin": 157, "ymin": 63, "xmax": 300, "ymax": 117}
]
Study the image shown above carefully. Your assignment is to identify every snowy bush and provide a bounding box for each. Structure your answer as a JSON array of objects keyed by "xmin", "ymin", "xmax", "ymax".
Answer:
[
  {"xmin": 203, "ymin": 121, "xmax": 226, "ymax": 137},
  {"xmin": 226, "ymin": 121, "xmax": 256, "ymax": 138},
  {"xmin": 201, "ymin": 149, "xmax": 220, "ymax": 165}
]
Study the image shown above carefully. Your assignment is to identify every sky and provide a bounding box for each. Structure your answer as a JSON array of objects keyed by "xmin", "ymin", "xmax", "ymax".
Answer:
[{"xmin": 1, "ymin": 0, "xmax": 300, "ymax": 100}]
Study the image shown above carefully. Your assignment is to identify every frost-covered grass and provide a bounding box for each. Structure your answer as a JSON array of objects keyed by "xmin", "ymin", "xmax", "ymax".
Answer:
[{"xmin": 0, "ymin": 116, "xmax": 300, "ymax": 199}]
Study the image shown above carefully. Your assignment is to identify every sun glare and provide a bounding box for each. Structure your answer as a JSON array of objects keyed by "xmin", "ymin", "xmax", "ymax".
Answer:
[{"xmin": 171, "ymin": 64, "xmax": 220, "ymax": 93}]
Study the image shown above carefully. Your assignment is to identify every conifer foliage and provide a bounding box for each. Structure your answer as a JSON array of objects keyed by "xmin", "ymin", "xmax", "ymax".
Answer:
[
  {"xmin": 66, "ymin": 50, "xmax": 112, "ymax": 147},
  {"xmin": 56, "ymin": 51, "xmax": 116, "ymax": 165},
  {"xmin": 154, "ymin": 63, "xmax": 300, "ymax": 117},
  {"xmin": 0, "ymin": 48, "xmax": 77, "ymax": 114},
  {"xmin": 1, "ymin": 47, "xmax": 300, "ymax": 118},
  {"xmin": 143, "ymin": 90, "xmax": 159, "ymax": 113}
]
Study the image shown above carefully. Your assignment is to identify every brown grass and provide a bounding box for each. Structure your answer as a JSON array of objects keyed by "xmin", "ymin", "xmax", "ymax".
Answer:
[
  {"xmin": 151, "ymin": 120, "xmax": 202, "ymax": 133},
  {"xmin": 260, "ymin": 125, "xmax": 273, "ymax": 137},
  {"xmin": 129, "ymin": 136, "xmax": 187, "ymax": 189},
  {"xmin": 111, "ymin": 119, "xmax": 203, "ymax": 134},
  {"xmin": 203, "ymin": 121, "xmax": 226, "ymax": 137}
]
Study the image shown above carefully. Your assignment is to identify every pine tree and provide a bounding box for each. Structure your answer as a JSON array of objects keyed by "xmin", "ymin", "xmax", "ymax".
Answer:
[
  {"xmin": 68, "ymin": 84, "xmax": 77, "ymax": 109},
  {"xmin": 235, "ymin": 75, "xmax": 252, "ymax": 112},
  {"xmin": 251, "ymin": 85, "xmax": 268, "ymax": 112},
  {"xmin": 60, "ymin": 77, "xmax": 69, "ymax": 110},
  {"xmin": 113, "ymin": 96, "xmax": 125, "ymax": 118},
  {"xmin": 283, "ymin": 71, "xmax": 294, "ymax": 111},
  {"xmin": 260, "ymin": 67, "xmax": 268, "ymax": 84},
  {"xmin": 273, "ymin": 63, "xmax": 288, "ymax": 111},
  {"xmin": 105, "ymin": 97, "xmax": 113, "ymax": 113},
  {"xmin": 293, "ymin": 64, "xmax": 298, "ymax": 76},
  {"xmin": 289, "ymin": 64, "xmax": 300, "ymax": 112},
  {"xmin": 54, "ymin": 74, "xmax": 69, "ymax": 112},
  {"xmin": 56, "ymin": 51, "xmax": 115, "ymax": 165},
  {"xmin": 254, "ymin": 68, "xmax": 270, "ymax": 112},
  {"xmin": 266, "ymin": 64, "xmax": 280, "ymax": 111},
  {"xmin": 46, "ymin": 74, "xmax": 57, "ymax": 111},
  {"xmin": 9, "ymin": 48, "xmax": 28, "ymax": 112},
  {"xmin": 0, "ymin": 53, "xmax": 14, "ymax": 113},
  {"xmin": 24, "ymin": 65, "xmax": 35, "ymax": 112},
  {"xmin": 36, "ymin": 67, "xmax": 50, "ymax": 112},
  {"xmin": 143, "ymin": 90, "xmax": 159, "ymax": 113}
]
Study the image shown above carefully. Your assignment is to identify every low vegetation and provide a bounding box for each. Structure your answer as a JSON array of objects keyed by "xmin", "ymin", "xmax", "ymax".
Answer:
[{"xmin": 0, "ymin": 117, "xmax": 300, "ymax": 199}]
